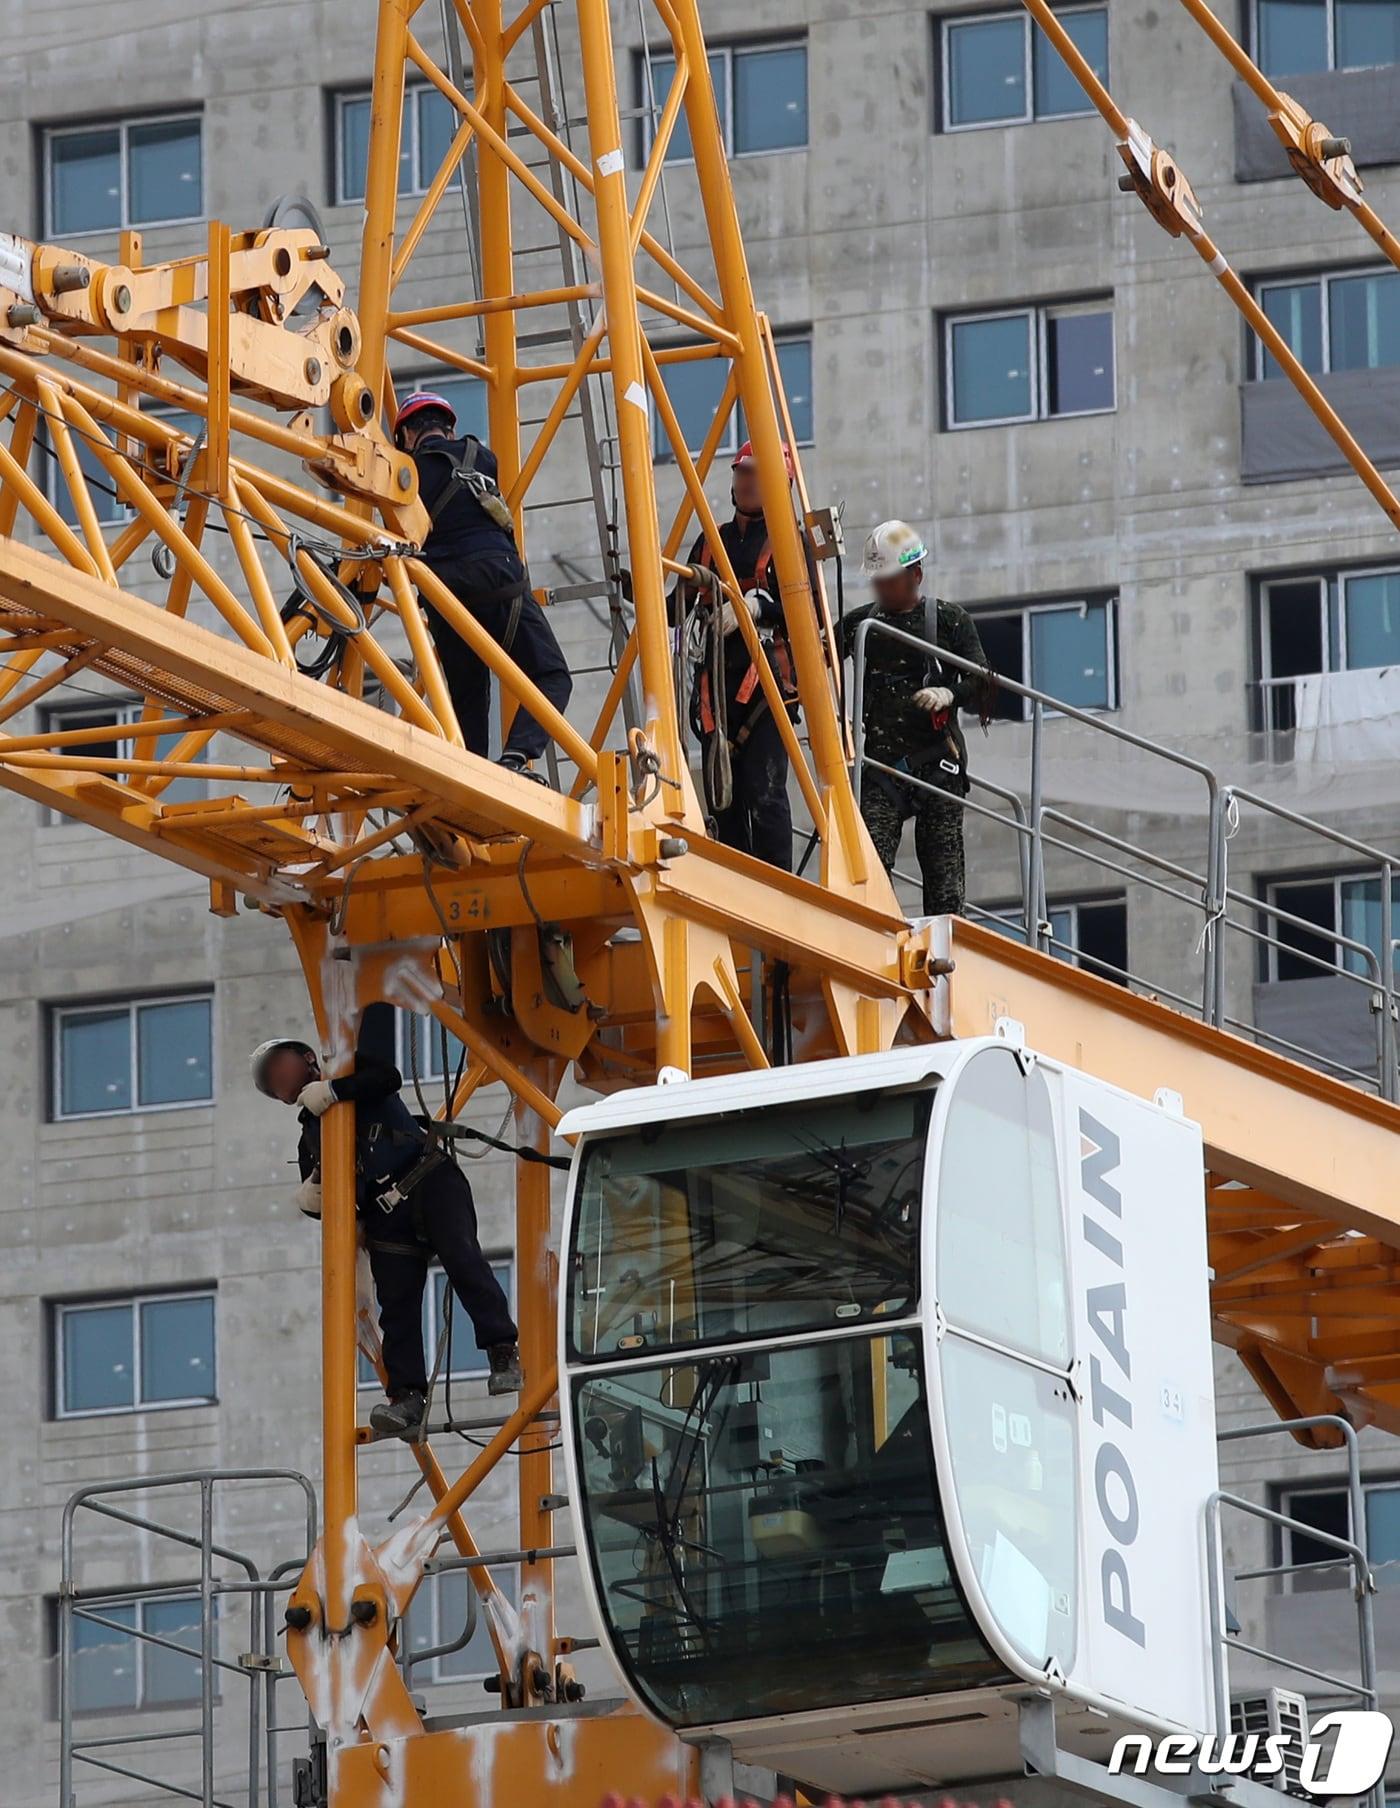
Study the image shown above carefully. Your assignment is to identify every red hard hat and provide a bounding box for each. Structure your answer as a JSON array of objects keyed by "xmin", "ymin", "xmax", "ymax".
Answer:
[
  {"xmin": 732, "ymin": 438, "xmax": 795, "ymax": 479},
  {"xmin": 392, "ymin": 390, "xmax": 458, "ymax": 440}
]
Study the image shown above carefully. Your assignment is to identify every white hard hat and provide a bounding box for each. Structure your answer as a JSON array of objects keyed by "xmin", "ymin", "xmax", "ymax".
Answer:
[
  {"xmin": 861, "ymin": 519, "xmax": 928, "ymax": 580},
  {"xmin": 250, "ymin": 1037, "xmax": 315, "ymax": 1096}
]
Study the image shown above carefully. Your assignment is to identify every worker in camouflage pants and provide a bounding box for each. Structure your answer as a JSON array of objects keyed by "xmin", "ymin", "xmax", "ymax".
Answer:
[{"xmin": 841, "ymin": 520, "xmax": 988, "ymax": 918}]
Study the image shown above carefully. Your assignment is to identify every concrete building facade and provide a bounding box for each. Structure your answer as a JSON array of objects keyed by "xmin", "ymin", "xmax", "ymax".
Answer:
[{"xmin": 2, "ymin": 0, "xmax": 1399, "ymax": 1801}]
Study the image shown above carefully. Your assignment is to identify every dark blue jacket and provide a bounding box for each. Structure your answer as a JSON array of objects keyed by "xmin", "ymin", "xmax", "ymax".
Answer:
[
  {"xmin": 413, "ymin": 431, "xmax": 519, "ymax": 565},
  {"xmin": 296, "ymin": 1058, "xmax": 426, "ymax": 1215}
]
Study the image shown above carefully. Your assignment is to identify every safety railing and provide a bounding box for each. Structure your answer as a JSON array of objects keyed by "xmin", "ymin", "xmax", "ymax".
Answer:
[
  {"xmin": 59, "ymin": 1470, "xmax": 316, "ymax": 1808},
  {"xmin": 848, "ymin": 618, "xmax": 1400, "ymax": 1100},
  {"xmin": 1209, "ymin": 1416, "xmax": 1383, "ymax": 1808}
]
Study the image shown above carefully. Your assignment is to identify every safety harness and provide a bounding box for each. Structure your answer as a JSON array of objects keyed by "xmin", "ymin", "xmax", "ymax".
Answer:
[
  {"xmin": 692, "ymin": 534, "xmax": 799, "ymax": 741},
  {"xmin": 865, "ymin": 600, "xmax": 972, "ymax": 807},
  {"xmin": 418, "ymin": 434, "xmax": 533, "ymax": 631}
]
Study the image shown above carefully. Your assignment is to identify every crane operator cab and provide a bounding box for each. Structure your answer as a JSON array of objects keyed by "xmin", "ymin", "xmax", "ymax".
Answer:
[{"xmin": 558, "ymin": 1030, "xmax": 1222, "ymax": 1798}]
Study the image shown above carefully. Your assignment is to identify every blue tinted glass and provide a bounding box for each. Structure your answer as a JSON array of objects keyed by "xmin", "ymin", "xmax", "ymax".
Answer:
[
  {"xmin": 128, "ymin": 118, "xmax": 201, "ymax": 225},
  {"xmin": 648, "ymin": 51, "xmax": 727, "ymax": 162},
  {"xmin": 1031, "ymin": 603, "xmax": 1111, "ymax": 708},
  {"xmin": 434, "ymin": 1263, "xmax": 510, "ymax": 1375},
  {"xmin": 49, "ymin": 129, "xmax": 122, "ymax": 235},
  {"xmin": 1033, "ymin": 7, "xmax": 1106, "ymax": 116},
  {"xmin": 137, "ymin": 997, "xmax": 212, "ymax": 1106},
  {"xmin": 1257, "ymin": 0, "xmax": 1330, "ymax": 72},
  {"xmin": 775, "ymin": 339, "xmax": 813, "ymax": 445},
  {"xmin": 73, "ymin": 1602, "xmax": 139, "ymax": 1710},
  {"xmin": 1344, "ymin": 572, "xmax": 1400, "ymax": 668},
  {"xmin": 143, "ymin": 1597, "xmax": 206, "ymax": 1706},
  {"xmin": 428, "ymin": 375, "xmax": 489, "ymax": 442},
  {"xmin": 1046, "ymin": 906, "xmax": 1076, "ymax": 962},
  {"xmin": 950, "ymin": 314, "xmax": 1033, "ymax": 423},
  {"xmin": 1339, "ymin": 875, "xmax": 1400, "ymax": 977},
  {"xmin": 416, "ymin": 88, "xmax": 459, "ymax": 191},
  {"xmin": 61, "ymin": 1009, "xmax": 132, "ymax": 1116},
  {"xmin": 1045, "ymin": 310, "xmax": 1114, "ymax": 413},
  {"xmin": 140, "ymin": 1295, "xmax": 216, "ymax": 1403},
  {"xmin": 1329, "ymin": 270, "xmax": 1400, "ymax": 372},
  {"xmin": 1366, "ymin": 1487, "xmax": 1400, "ymax": 1577},
  {"xmin": 1336, "ymin": 0, "xmax": 1400, "ymax": 66},
  {"xmin": 1260, "ymin": 281, "xmax": 1323, "ymax": 378},
  {"xmin": 733, "ymin": 46, "xmax": 807, "ymax": 153},
  {"xmin": 656, "ymin": 351, "xmax": 734, "ymax": 456},
  {"xmin": 410, "ymin": 1012, "xmax": 468, "ymax": 1082},
  {"xmin": 63, "ymin": 1304, "xmax": 135, "ymax": 1413},
  {"xmin": 436, "ymin": 1566, "xmax": 516, "ymax": 1677},
  {"xmin": 339, "ymin": 96, "xmax": 373, "ymax": 202},
  {"xmin": 947, "ymin": 17, "xmax": 1027, "ymax": 126}
]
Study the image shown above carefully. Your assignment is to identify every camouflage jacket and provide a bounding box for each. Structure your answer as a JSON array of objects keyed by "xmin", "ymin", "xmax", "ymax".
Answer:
[{"xmin": 840, "ymin": 596, "xmax": 987, "ymax": 772}]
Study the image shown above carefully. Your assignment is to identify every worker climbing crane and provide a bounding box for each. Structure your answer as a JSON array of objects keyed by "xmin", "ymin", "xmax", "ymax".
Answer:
[{"xmin": 3, "ymin": 0, "xmax": 1400, "ymax": 1803}]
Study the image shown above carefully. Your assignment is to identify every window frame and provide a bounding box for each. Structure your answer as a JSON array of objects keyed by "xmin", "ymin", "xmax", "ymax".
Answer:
[
  {"xmin": 406, "ymin": 1564, "xmax": 518, "ymax": 1685},
  {"xmin": 1262, "ymin": 866, "xmax": 1400, "ymax": 982},
  {"xmin": 41, "ymin": 400, "xmax": 200, "ymax": 528},
  {"xmin": 980, "ymin": 893, "xmax": 1128, "ymax": 977},
  {"xmin": 53, "ymin": 1287, "xmax": 218, "ymax": 1420},
  {"xmin": 944, "ymin": 298, "xmax": 1115, "ymax": 428},
  {"xmin": 650, "ymin": 331, "xmax": 814, "ymax": 462},
  {"xmin": 971, "ymin": 593, "xmax": 1120, "ymax": 717},
  {"xmin": 38, "ymin": 694, "xmax": 209, "ymax": 824},
  {"xmin": 1256, "ymin": 563, "xmax": 1400, "ymax": 727},
  {"xmin": 333, "ymin": 83, "xmax": 460, "ymax": 206},
  {"xmin": 43, "ymin": 112, "xmax": 204, "ymax": 238},
  {"xmin": 1248, "ymin": 0, "xmax": 1400, "ymax": 73},
  {"xmin": 1251, "ymin": 264, "xmax": 1400, "ymax": 379},
  {"xmin": 1275, "ymin": 1477, "xmax": 1400, "ymax": 1588},
  {"xmin": 638, "ymin": 37, "xmax": 809, "ymax": 164},
  {"xmin": 938, "ymin": 2, "xmax": 1106, "ymax": 133},
  {"xmin": 64, "ymin": 1589, "xmax": 216, "ymax": 1713},
  {"xmin": 51, "ymin": 990, "xmax": 215, "ymax": 1121}
]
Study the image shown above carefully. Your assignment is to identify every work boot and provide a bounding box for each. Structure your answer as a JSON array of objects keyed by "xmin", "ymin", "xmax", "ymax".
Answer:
[
  {"xmin": 369, "ymin": 1390, "xmax": 427, "ymax": 1439},
  {"xmin": 497, "ymin": 750, "xmax": 549, "ymax": 786},
  {"xmin": 487, "ymin": 1343, "xmax": 523, "ymax": 1396}
]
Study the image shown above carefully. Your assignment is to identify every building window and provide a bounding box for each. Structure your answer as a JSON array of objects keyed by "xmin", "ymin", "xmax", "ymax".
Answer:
[
  {"xmin": 335, "ymin": 84, "xmax": 461, "ymax": 205},
  {"xmin": 39, "ymin": 698, "xmax": 208, "ymax": 813},
  {"xmin": 398, "ymin": 1010, "xmax": 468, "ymax": 1086},
  {"xmin": 404, "ymin": 1565, "xmax": 517, "ymax": 1683},
  {"xmin": 52, "ymin": 993, "xmax": 213, "ymax": 1119},
  {"xmin": 393, "ymin": 372, "xmax": 488, "ymax": 443},
  {"xmin": 54, "ymin": 1290, "xmax": 217, "ymax": 1418},
  {"xmin": 983, "ymin": 895, "xmax": 1128, "ymax": 983},
  {"xmin": 1252, "ymin": 266, "xmax": 1400, "ymax": 380},
  {"xmin": 641, "ymin": 40, "xmax": 807, "ymax": 163},
  {"xmin": 944, "ymin": 300, "xmax": 1114, "ymax": 427},
  {"xmin": 1256, "ymin": 566, "xmax": 1400, "ymax": 731},
  {"xmin": 653, "ymin": 335, "xmax": 812, "ymax": 461},
  {"xmin": 973, "ymin": 596, "xmax": 1118, "ymax": 716},
  {"xmin": 1252, "ymin": 0, "xmax": 1400, "ymax": 76},
  {"xmin": 66, "ymin": 1593, "xmax": 211, "ymax": 1711},
  {"xmin": 1263, "ymin": 869, "xmax": 1400, "ymax": 981},
  {"xmin": 940, "ymin": 4, "xmax": 1108, "ymax": 130},
  {"xmin": 43, "ymin": 115, "xmax": 202, "ymax": 237},
  {"xmin": 358, "ymin": 1261, "xmax": 513, "ymax": 1387},
  {"xmin": 1277, "ymin": 1480, "xmax": 1400, "ymax": 1589}
]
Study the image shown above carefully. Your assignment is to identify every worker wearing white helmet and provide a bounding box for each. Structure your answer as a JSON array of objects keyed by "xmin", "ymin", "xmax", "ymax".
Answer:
[
  {"xmin": 840, "ymin": 521, "xmax": 990, "ymax": 916},
  {"xmin": 251, "ymin": 1028, "xmax": 521, "ymax": 1437}
]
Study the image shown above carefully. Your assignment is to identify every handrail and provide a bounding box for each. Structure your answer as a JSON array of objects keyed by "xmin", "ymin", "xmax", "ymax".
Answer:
[{"xmin": 847, "ymin": 621, "xmax": 1400, "ymax": 1098}]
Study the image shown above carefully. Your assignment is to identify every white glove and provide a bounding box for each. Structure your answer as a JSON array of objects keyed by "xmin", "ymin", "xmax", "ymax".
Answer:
[
  {"xmin": 294, "ymin": 1176, "xmax": 323, "ymax": 1219},
  {"xmin": 297, "ymin": 1079, "xmax": 337, "ymax": 1117},
  {"xmin": 720, "ymin": 590, "xmax": 764, "ymax": 636},
  {"xmin": 913, "ymin": 685, "xmax": 955, "ymax": 713}
]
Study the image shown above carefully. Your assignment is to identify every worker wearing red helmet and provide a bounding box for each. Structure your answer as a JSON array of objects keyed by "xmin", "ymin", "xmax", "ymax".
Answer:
[
  {"xmin": 393, "ymin": 390, "xmax": 572, "ymax": 779},
  {"xmin": 671, "ymin": 437, "xmax": 812, "ymax": 872}
]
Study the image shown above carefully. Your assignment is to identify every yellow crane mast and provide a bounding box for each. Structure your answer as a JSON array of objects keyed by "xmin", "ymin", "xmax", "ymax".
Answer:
[{"xmin": 1, "ymin": 0, "xmax": 1398, "ymax": 1802}]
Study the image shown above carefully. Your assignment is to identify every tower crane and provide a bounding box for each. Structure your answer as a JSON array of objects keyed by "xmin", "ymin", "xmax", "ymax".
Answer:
[{"xmin": 4, "ymin": 0, "xmax": 1400, "ymax": 1803}]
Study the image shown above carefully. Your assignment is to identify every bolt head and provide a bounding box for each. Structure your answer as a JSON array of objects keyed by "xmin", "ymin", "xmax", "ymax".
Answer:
[
  {"xmin": 304, "ymin": 356, "xmax": 323, "ymax": 384},
  {"xmin": 396, "ymin": 465, "xmax": 413, "ymax": 491},
  {"xmin": 112, "ymin": 284, "xmax": 132, "ymax": 313}
]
